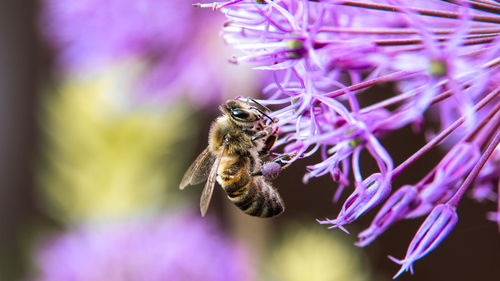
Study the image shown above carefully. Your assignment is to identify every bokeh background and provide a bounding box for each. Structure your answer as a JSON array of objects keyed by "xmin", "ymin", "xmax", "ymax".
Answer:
[{"xmin": 0, "ymin": 1, "xmax": 499, "ymax": 281}]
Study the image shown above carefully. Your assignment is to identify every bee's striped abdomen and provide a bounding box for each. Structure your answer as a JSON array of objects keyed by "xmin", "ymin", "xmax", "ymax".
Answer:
[
  {"xmin": 218, "ymin": 155, "xmax": 284, "ymax": 218},
  {"xmin": 225, "ymin": 177, "xmax": 284, "ymax": 218}
]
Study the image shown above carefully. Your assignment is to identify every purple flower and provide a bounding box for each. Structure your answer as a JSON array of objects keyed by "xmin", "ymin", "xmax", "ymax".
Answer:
[
  {"xmin": 39, "ymin": 0, "xmax": 250, "ymax": 106},
  {"xmin": 389, "ymin": 204, "xmax": 458, "ymax": 279},
  {"xmin": 405, "ymin": 142, "xmax": 481, "ymax": 218},
  {"xmin": 40, "ymin": 0, "xmax": 193, "ymax": 70},
  {"xmin": 201, "ymin": 0, "xmax": 500, "ymax": 277},
  {"xmin": 318, "ymin": 173, "xmax": 392, "ymax": 233},
  {"xmin": 33, "ymin": 212, "xmax": 252, "ymax": 281},
  {"xmin": 357, "ymin": 142, "xmax": 480, "ymax": 246},
  {"xmin": 356, "ymin": 185, "xmax": 420, "ymax": 247},
  {"xmin": 470, "ymin": 146, "xmax": 500, "ymax": 202}
]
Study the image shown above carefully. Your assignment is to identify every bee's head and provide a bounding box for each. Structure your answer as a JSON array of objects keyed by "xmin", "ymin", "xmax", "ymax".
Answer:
[{"xmin": 221, "ymin": 100, "xmax": 262, "ymax": 125}]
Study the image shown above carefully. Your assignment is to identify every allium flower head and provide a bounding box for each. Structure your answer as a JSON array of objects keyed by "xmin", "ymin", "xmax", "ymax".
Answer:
[
  {"xmin": 199, "ymin": 0, "xmax": 500, "ymax": 277},
  {"xmin": 33, "ymin": 212, "xmax": 252, "ymax": 281}
]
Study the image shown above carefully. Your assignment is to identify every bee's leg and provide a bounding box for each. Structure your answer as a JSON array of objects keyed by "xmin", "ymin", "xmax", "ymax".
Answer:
[
  {"xmin": 250, "ymin": 153, "xmax": 296, "ymax": 177},
  {"xmin": 258, "ymin": 126, "xmax": 279, "ymax": 156},
  {"xmin": 269, "ymin": 153, "xmax": 295, "ymax": 168},
  {"xmin": 251, "ymin": 130, "xmax": 269, "ymax": 142},
  {"xmin": 249, "ymin": 127, "xmax": 274, "ymax": 156},
  {"xmin": 243, "ymin": 127, "xmax": 258, "ymax": 137},
  {"xmin": 261, "ymin": 132, "xmax": 276, "ymax": 155}
]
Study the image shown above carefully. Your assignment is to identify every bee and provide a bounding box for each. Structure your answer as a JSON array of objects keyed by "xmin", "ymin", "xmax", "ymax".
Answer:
[{"xmin": 179, "ymin": 98, "xmax": 291, "ymax": 218}]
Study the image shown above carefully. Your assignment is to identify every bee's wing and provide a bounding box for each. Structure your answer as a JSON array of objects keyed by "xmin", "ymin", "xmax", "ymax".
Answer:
[
  {"xmin": 200, "ymin": 140, "xmax": 227, "ymax": 217},
  {"xmin": 179, "ymin": 147, "xmax": 216, "ymax": 190}
]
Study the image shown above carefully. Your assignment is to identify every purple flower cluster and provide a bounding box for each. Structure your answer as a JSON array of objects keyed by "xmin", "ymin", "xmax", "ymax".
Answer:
[
  {"xmin": 33, "ymin": 212, "xmax": 252, "ymax": 281},
  {"xmin": 198, "ymin": 0, "xmax": 500, "ymax": 277},
  {"xmin": 39, "ymin": 0, "xmax": 231, "ymax": 106}
]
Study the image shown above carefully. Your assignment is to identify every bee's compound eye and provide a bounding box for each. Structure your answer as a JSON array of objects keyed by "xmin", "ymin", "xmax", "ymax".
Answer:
[{"xmin": 231, "ymin": 109, "xmax": 250, "ymax": 120}]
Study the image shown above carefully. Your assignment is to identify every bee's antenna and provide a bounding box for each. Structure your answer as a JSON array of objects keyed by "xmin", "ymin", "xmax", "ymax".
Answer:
[
  {"xmin": 247, "ymin": 97, "xmax": 272, "ymax": 113},
  {"xmin": 244, "ymin": 97, "xmax": 277, "ymax": 123},
  {"xmin": 250, "ymin": 106, "xmax": 276, "ymax": 123}
]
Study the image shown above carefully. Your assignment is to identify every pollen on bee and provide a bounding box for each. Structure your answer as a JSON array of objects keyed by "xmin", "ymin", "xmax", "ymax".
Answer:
[{"xmin": 262, "ymin": 162, "xmax": 281, "ymax": 180}]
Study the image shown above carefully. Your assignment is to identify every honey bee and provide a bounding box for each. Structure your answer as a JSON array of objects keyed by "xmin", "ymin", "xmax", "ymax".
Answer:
[{"xmin": 180, "ymin": 98, "xmax": 292, "ymax": 218}]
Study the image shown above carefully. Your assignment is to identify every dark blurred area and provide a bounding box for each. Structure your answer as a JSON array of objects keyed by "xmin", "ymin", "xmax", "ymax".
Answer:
[
  {"xmin": 0, "ymin": 1, "xmax": 499, "ymax": 281},
  {"xmin": 0, "ymin": 0, "xmax": 44, "ymax": 280}
]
